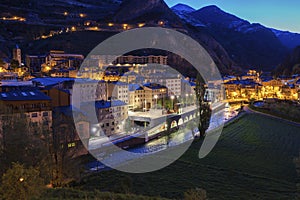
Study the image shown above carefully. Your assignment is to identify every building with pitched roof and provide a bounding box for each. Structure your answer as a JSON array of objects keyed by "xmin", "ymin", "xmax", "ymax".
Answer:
[
  {"xmin": 129, "ymin": 83, "xmax": 168, "ymax": 110},
  {"xmin": 0, "ymin": 90, "xmax": 52, "ymax": 126},
  {"xmin": 81, "ymin": 100, "xmax": 128, "ymax": 136}
]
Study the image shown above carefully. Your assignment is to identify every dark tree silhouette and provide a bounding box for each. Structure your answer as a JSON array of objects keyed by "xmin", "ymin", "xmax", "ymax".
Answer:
[
  {"xmin": 195, "ymin": 74, "xmax": 212, "ymax": 137},
  {"xmin": 0, "ymin": 163, "xmax": 44, "ymax": 200}
]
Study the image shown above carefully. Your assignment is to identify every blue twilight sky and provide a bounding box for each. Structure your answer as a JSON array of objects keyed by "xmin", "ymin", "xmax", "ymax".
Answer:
[{"xmin": 165, "ymin": 0, "xmax": 300, "ymax": 33}]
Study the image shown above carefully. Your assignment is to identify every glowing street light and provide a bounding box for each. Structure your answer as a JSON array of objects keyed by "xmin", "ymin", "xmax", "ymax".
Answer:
[
  {"xmin": 123, "ymin": 24, "xmax": 128, "ymax": 30},
  {"xmin": 79, "ymin": 13, "xmax": 86, "ymax": 18},
  {"xmin": 159, "ymin": 21, "xmax": 164, "ymax": 26},
  {"xmin": 91, "ymin": 127, "xmax": 97, "ymax": 133},
  {"xmin": 138, "ymin": 23, "xmax": 145, "ymax": 28}
]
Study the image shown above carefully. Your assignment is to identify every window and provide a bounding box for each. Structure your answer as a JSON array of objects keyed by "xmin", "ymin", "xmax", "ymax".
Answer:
[
  {"xmin": 43, "ymin": 112, "xmax": 48, "ymax": 117},
  {"xmin": 68, "ymin": 142, "xmax": 76, "ymax": 148},
  {"xmin": 31, "ymin": 113, "xmax": 38, "ymax": 118}
]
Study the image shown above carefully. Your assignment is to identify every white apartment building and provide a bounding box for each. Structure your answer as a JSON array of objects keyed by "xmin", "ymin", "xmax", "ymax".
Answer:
[{"xmin": 107, "ymin": 82, "xmax": 129, "ymax": 104}]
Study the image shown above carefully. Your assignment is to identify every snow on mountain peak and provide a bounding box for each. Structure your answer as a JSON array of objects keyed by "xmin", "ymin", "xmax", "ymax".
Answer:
[{"xmin": 171, "ymin": 3, "xmax": 195, "ymax": 13}]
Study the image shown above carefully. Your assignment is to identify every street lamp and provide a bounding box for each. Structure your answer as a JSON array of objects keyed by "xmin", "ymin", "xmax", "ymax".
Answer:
[
  {"xmin": 154, "ymin": 95, "xmax": 158, "ymax": 109},
  {"xmin": 171, "ymin": 95, "xmax": 175, "ymax": 110}
]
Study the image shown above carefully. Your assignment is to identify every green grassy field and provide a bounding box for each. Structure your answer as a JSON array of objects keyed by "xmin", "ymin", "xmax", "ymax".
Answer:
[{"xmin": 73, "ymin": 112, "xmax": 300, "ymax": 200}]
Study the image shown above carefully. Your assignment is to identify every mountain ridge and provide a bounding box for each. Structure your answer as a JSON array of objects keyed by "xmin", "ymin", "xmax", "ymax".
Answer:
[
  {"xmin": 113, "ymin": 0, "xmax": 183, "ymax": 25},
  {"xmin": 171, "ymin": 3, "xmax": 195, "ymax": 13},
  {"xmin": 173, "ymin": 4, "xmax": 292, "ymax": 70},
  {"xmin": 173, "ymin": 4, "xmax": 300, "ymax": 50}
]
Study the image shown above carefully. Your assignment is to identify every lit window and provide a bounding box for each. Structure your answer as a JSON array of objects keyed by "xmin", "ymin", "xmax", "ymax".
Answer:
[{"xmin": 68, "ymin": 142, "xmax": 76, "ymax": 148}]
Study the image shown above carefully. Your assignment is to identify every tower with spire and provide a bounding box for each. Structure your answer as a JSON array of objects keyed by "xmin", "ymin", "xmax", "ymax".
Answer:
[{"xmin": 12, "ymin": 44, "xmax": 21, "ymax": 66}]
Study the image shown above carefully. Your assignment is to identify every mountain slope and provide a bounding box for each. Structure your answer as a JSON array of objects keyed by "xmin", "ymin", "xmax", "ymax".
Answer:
[
  {"xmin": 0, "ymin": 0, "xmax": 121, "ymax": 23},
  {"xmin": 171, "ymin": 4, "xmax": 205, "ymax": 27},
  {"xmin": 271, "ymin": 29, "xmax": 300, "ymax": 50},
  {"xmin": 112, "ymin": 0, "xmax": 235, "ymax": 74},
  {"xmin": 113, "ymin": 0, "xmax": 183, "ymax": 27},
  {"xmin": 276, "ymin": 46, "xmax": 300, "ymax": 75},
  {"xmin": 188, "ymin": 5, "xmax": 288, "ymax": 70},
  {"xmin": 0, "ymin": 0, "xmax": 122, "ymax": 57},
  {"xmin": 172, "ymin": 3, "xmax": 195, "ymax": 13}
]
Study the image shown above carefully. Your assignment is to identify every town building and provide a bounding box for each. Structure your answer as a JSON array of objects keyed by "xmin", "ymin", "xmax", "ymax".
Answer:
[
  {"xmin": 12, "ymin": 45, "xmax": 21, "ymax": 66},
  {"xmin": 50, "ymin": 69, "xmax": 78, "ymax": 78},
  {"xmin": 0, "ymin": 90, "xmax": 52, "ymax": 127},
  {"xmin": 145, "ymin": 73, "xmax": 182, "ymax": 96},
  {"xmin": 81, "ymin": 100, "xmax": 128, "ymax": 137},
  {"xmin": 261, "ymin": 78, "xmax": 283, "ymax": 99},
  {"xmin": 0, "ymin": 81, "xmax": 33, "ymax": 92},
  {"xmin": 72, "ymin": 79, "xmax": 107, "ymax": 107},
  {"xmin": 44, "ymin": 50, "xmax": 84, "ymax": 69},
  {"xmin": 26, "ymin": 54, "xmax": 47, "ymax": 72},
  {"xmin": 130, "ymin": 83, "xmax": 168, "ymax": 110},
  {"xmin": 107, "ymin": 81, "xmax": 129, "ymax": 104},
  {"xmin": 224, "ymin": 79, "xmax": 262, "ymax": 100},
  {"xmin": 0, "ymin": 72, "xmax": 18, "ymax": 81},
  {"xmin": 113, "ymin": 55, "xmax": 167, "ymax": 65},
  {"xmin": 32, "ymin": 77, "xmax": 108, "ymax": 107},
  {"xmin": 52, "ymin": 106, "xmax": 90, "ymax": 157},
  {"xmin": 280, "ymin": 85, "xmax": 298, "ymax": 100}
]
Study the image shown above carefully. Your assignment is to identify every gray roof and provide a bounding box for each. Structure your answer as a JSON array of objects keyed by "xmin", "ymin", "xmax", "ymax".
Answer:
[{"xmin": 0, "ymin": 90, "xmax": 51, "ymax": 101}]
